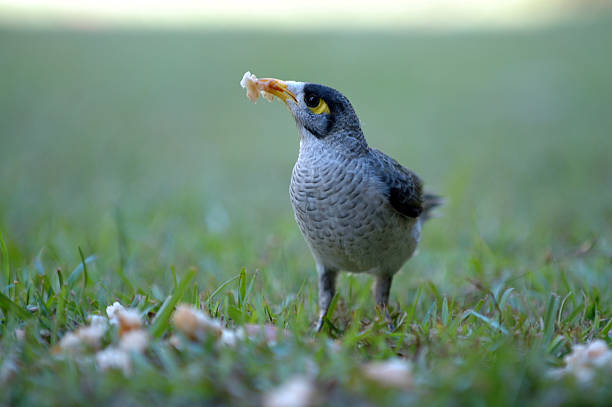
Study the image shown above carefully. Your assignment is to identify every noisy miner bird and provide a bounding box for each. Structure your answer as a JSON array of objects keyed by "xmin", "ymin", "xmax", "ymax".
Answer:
[{"xmin": 240, "ymin": 72, "xmax": 441, "ymax": 331}]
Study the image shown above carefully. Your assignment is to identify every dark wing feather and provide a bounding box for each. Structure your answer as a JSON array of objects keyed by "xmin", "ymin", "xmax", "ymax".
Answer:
[{"xmin": 370, "ymin": 148, "xmax": 424, "ymax": 218}]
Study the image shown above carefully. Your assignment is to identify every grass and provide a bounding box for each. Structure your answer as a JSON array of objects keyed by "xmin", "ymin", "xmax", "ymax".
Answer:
[{"xmin": 1, "ymin": 14, "xmax": 612, "ymax": 406}]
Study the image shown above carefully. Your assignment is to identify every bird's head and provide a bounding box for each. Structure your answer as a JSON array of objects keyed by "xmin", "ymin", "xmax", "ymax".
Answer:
[{"xmin": 254, "ymin": 77, "xmax": 367, "ymax": 150}]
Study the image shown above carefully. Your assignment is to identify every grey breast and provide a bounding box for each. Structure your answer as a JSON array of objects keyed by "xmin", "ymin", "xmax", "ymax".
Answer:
[{"xmin": 290, "ymin": 144, "xmax": 420, "ymax": 274}]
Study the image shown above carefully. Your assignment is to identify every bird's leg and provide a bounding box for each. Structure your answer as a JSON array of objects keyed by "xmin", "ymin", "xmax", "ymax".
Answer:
[
  {"xmin": 375, "ymin": 274, "xmax": 395, "ymax": 331},
  {"xmin": 315, "ymin": 265, "xmax": 338, "ymax": 332}
]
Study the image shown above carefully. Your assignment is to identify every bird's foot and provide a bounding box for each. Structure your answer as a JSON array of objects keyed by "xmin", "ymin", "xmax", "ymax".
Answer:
[
  {"xmin": 384, "ymin": 307, "xmax": 396, "ymax": 331},
  {"xmin": 376, "ymin": 305, "xmax": 395, "ymax": 331}
]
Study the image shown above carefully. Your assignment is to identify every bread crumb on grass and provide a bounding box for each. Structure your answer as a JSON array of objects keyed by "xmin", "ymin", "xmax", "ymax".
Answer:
[
  {"xmin": 56, "ymin": 302, "xmax": 145, "ymax": 357},
  {"xmin": 362, "ymin": 358, "xmax": 413, "ymax": 389},
  {"xmin": 57, "ymin": 319, "xmax": 108, "ymax": 352},
  {"xmin": 263, "ymin": 375, "xmax": 318, "ymax": 407},
  {"xmin": 96, "ymin": 347, "xmax": 131, "ymax": 375},
  {"xmin": 116, "ymin": 309, "xmax": 143, "ymax": 336},
  {"xmin": 106, "ymin": 301, "xmax": 125, "ymax": 325},
  {"xmin": 106, "ymin": 301, "xmax": 143, "ymax": 336},
  {"xmin": 172, "ymin": 304, "xmax": 223, "ymax": 341},
  {"xmin": 119, "ymin": 330, "xmax": 150, "ymax": 353},
  {"xmin": 550, "ymin": 340, "xmax": 612, "ymax": 383}
]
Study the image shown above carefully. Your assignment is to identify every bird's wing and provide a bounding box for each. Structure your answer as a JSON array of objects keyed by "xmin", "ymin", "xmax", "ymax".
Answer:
[{"xmin": 370, "ymin": 148, "xmax": 424, "ymax": 218}]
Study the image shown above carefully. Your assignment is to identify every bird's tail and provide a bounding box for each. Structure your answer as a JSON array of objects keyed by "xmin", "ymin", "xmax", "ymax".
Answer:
[{"xmin": 421, "ymin": 193, "xmax": 443, "ymax": 221}]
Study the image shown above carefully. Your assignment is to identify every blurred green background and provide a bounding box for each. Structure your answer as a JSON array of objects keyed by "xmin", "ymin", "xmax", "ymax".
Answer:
[{"xmin": 1, "ymin": 14, "xmax": 611, "ymax": 303}]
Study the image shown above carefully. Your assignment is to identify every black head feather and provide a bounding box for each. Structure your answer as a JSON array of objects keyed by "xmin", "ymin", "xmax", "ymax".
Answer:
[{"xmin": 301, "ymin": 83, "xmax": 363, "ymax": 141}]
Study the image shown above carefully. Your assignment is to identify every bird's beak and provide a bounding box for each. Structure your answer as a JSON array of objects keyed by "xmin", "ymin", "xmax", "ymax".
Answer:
[{"xmin": 258, "ymin": 78, "xmax": 298, "ymax": 105}]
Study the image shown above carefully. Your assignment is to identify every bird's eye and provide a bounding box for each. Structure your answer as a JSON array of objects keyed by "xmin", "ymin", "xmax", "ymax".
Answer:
[
  {"xmin": 304, "ymin": 94, "xmax": 330, "ymax": 115},
  {"xmin": 305, "ymin": 94, "xmax": 319, "ymax": 107}
]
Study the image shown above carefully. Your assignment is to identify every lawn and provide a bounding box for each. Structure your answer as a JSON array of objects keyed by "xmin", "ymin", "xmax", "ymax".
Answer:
[{"xmin": 1, "ymin": 14, "xmax": 612, "ymax": 406}]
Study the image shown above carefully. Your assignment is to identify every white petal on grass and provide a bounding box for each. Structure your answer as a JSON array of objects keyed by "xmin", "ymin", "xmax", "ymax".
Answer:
[
  {"xmin": 362, "ymin": 358, "xmax": 414, "ymax": 389},
  {"xmin": 263, "ymin": 376, "xmax": 317, "ymax": 407},
  {"xmin": 96, "ymin": 347, "xmax": 131, "ymax": 375},
  {"xmin": 119, "ymin": 330, "xmax": 150, "ymax": 353}
]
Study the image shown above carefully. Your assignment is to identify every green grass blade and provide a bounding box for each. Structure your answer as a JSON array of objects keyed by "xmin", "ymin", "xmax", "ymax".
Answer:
[
  {"xmin": 0, "ymin": 230, "xmax": 9, "ymax": 289},
  {"xmin": 0, "ymin": 291, "xmax": 31, "ymax": 320},
  {"xmin": 557, "ymin": 292, "xmax": 573, "ymax": 327},
  {"xmin": 78, "ymin": 246, "xmax": 88, "ymax": 289},
  {"xmin": 406, "ymin": 287, "xmax": 422, "ymax": 324},
  {"xmin": 150, "ymin": 268, "xmax": 197, "ymax": 338},
  {"xmin": 441, "ymin": 296, "xmax": 450, "ymax": 326},
  {"xmin": 427, "ymin": 281, "xmax": 442, "ymax": 307},
  {"xmin": 171, "ymin": 266, "xmax": 178, "ymax": 290},
  {"xmin": 464, "ymin": 310, "xmax": 508, "ymax": 334},
  {"xmin": 54, "ymin": 286, "xmax": 68, "ymax": 342},
  {"xmin": 599, "ymin": 317, "xmax": 612, "ymax": 339},
  {"xmin": 206, "ymin": 274, "xmax": 241, "ymax": 307},
  {"xmin": 543, "ymin": 294, "xmax": 560, "ymax": 345},
  {"xmin": 56, "ymin": 268, "xmax": 64, "ymax": 289},
  {"xmin": 244, "ymin": 272, "xmax": 256, "ymax": 306},
  {"xmin": 498, "ymin": 287, "xmax": 515, "ymax": 310},
  {"xmin": 547, "ymin": 335, "xmax": 567, "ymax": 354},
  {"xmin": 67, "ymin": 254, "xmax": 97, "ymax": 287},
  {"xmin": 238, "ymin": 267, "xmax": 246, "ymax": 308}
]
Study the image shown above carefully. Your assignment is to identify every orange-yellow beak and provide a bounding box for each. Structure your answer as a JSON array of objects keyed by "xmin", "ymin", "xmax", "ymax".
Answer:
[{"xmin": 257, "ymin": 78, "xmax": 298, "ymax": 104}]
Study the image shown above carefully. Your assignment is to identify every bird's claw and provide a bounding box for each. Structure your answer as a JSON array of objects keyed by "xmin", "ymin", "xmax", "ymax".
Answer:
[
  {"xmin": 376, "ymin": 305, "xmax": 395, "ymax": 331},
  {"xmin": 384, "ymin": 307, "xmax": 396, "ymax": 331}
]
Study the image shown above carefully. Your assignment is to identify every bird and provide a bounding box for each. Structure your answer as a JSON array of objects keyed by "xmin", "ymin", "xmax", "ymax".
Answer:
[{"xmin": 241, "ymin": 73, "xmax": 441, "ymax": 331}]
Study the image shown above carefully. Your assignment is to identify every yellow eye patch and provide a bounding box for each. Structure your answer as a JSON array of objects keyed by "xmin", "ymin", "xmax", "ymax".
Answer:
[{"xmin": 308, "ymin": 98, "xmax": 331, "ymax": 115}]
